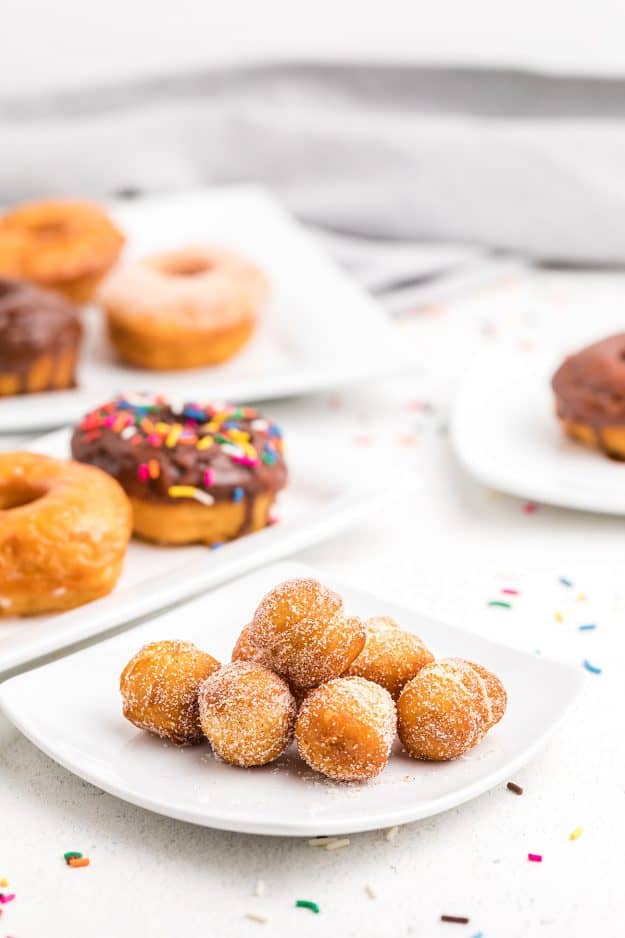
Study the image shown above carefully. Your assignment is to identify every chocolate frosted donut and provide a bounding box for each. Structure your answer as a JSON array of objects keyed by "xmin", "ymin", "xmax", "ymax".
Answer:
[
  {"xmin": 0, "ymin": 277, "xmax": 82, "ymax": 396},
  {"xmin": 552, "ymin": 334, "xmax": 625, "ymax": 459},
  {"xmin": 71, "ymin": 394, "xmax": 287, "ymax": 544}
]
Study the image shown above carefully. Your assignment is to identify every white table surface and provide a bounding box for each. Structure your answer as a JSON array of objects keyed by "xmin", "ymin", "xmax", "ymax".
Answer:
[{"xmin": 1, "ymin": 269, "xmax": 623, "ymax": 937}]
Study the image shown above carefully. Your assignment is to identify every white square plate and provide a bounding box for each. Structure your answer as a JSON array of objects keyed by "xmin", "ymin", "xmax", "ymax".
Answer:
[
  {"xmin": 0, "ymin": 432, "xmax": 410, "ymax": 673},
  {"xmin": 0, "ymin": 562, "xmax": 584, "ymax": 836},
  {"xmin": 451, "ymin": 347, "xmax": 625, "ymax": 514},
  {"xmin": 0, "ymin": 186, "xmax": 409, "ymax": 433}
]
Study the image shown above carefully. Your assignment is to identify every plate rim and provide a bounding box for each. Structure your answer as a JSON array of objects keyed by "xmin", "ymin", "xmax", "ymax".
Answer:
[
  {"xmin": 0, "ymin": 561, "xmax": 586, "ymax": 836},
  {"xmin": 450, "ymin": 348, "xmax": 625, "ymax": 515}
]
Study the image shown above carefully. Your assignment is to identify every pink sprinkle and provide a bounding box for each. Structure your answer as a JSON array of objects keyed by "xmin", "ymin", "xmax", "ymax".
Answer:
[
  {"xmin": 0, "ymin": 894, "xmax": 16, "ymax": 904},
  {"xmin": 523, "ymin": 501, "xmax": 538, "ymax": 514},
  {"xmin": 137, "ymin": 463, "xmax": 150, "ymax": 482},
  {"xmin": 231, "ymin": 455, "xmax": 259, "ymax": 467},
  {"xmin": 528, "ymin": 853, "xmax": 542, "ymax": 863},
  {"xmin": 147, "ymin": 434, "xmax": 162, "ymax": 446},
  {"xmin": 268, "ymin": 514, "xmax": 279, "ymax": 526},
  {"xmin": 501, "ymin": 588, "xmax": 519, "ymax": 596},
  {"xmin": 105, "ymin": 415, "xmax": 117, "ymax": 428},
  {"xmin": 203, "ymin": 468, "xmax": 215, "ymax": 487}
]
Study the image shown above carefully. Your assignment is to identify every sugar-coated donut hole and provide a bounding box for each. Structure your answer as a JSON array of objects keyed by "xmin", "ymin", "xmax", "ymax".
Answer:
[{"xmin": 0, "ymin": 481, "xmax": 47, "ymax": 510}]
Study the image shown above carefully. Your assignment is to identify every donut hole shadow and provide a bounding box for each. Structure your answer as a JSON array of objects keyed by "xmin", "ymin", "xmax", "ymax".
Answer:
[{"xmin": 0, "ymin": 482, "xmax": 47, "ymax": 510}]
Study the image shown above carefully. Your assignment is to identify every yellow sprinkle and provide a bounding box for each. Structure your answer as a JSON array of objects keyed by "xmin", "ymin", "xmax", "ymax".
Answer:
[
  {"xmin": 202, "ymin": 421, "xmax": 219, "ymax": 432},
  {"xmin": 325, "ymin": 838, "xmax": 350, "ymax": 851},
  {"xmin": 168, "ymin": 485, "xmax": 197, "ymax": 498},
  {"xmin": 0, "ymin": 878, "xmax": 8, "ymax": 887},
  {"xmin": 155, "ymin": 422, "xmax": 170, "ymax": 434},
  {"xmin": 576, "ymin": 592, "xmax": 587, "ymax": 602},
  {"xmin": 166, "ymin": 424, "xmax": 182, "ymax": 447},
  {"xmin": 569, "ymin": 827, "xmax": 584, "ymax": 841},
  {"xmin": 196, "ymin": 435, "xmax": 213, "ymax": 450},
  {"xmin": 554, "ymin": 611, "xmax": 565, "ymax": 623}
]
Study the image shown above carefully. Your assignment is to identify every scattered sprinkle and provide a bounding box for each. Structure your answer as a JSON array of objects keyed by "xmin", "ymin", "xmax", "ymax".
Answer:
[
  {"xmin": 576, "ymin": 593, "xmax": 587, "ymax": 602},
  {"xmin": 488, "ymin": 600, "xmax": 511, "ymax": 609},
  {"xmin": 441, "ymin": 914, "xmax": 470, "ymax": 924},
  {"xmin": 501, "ymin": 588, "xmax": 519, "ymax": 596},
  {"xmin": 0, "ymin": 895, "xmax": 15, "ymax": 904},
  {"xmin": 528, "ymin": 853, "xmax": 542, "ymax": 863},
  {"xmin": 254, "ymin": 879, "xmax": 266, "ymax": 897},
  {"xmin": 523, "ymin": 501, "xmax": 538, "ymax": 514},
  {"xmin": 0, "ymin": 880, "xmax": 7, "ymax": 888},
  {"xmin": 554, "ymin": 612, "xmax": 565, "ymax": 623},
  {"xmin": 325, "ymin": 838, "xmax": 350, "ymax": 851},
  {"xmin": 68, "ymin": 857, "xmax": 90, "ymax": 868},
  {"xmin": 364, "ymin": 884, "xmax": 377, "ymax": 900},
  {"xmin": 507, "ymin": 781, "xmax": 523, "ymax": 795},
  {"xmin": 559, "ymin": 577, "xmax": 573, "ymax": 587},
  {"xmin": 471, "ymin": 932, "xmax": 484, "ymax": 938},
  {"xmin": 63, "ymin": 851, "xmax": 82, "ymax": 862},
  {"xmin": 245, "ymin": 913, "xmax": 269, "ymax": 924},
  {"xmin": 168, "ymin": 485, "xmax": 215, "ymax": 506},
  {"xmin": 569, "ymin": 827, "xmax": 584, "ymax": 841},
  {"xmin": 308, "ymin": 837, "xmax": 339, "ymax": 847},
  {"xmin": 385, "ymin": 826, "xmax": 399, "ymax": 842},
  {"xmin": 295, "ymin": 900, "xmax": 320, "ymax": 914},
  {"xmin": 583, "ymin": 660, "xmax": 602, "ymax": 675},
  {"xmin": 579, "ymin": 624, "xmax": 597, "ymax": 631}
]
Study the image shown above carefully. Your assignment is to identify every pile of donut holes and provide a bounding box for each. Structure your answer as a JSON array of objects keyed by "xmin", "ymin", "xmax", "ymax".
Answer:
[{"xmin": 120, "ymin": 577, "xmax": 507, "ymax": 783}]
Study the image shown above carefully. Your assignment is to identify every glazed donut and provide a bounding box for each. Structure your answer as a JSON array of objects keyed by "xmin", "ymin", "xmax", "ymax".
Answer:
[
  {"xmin": 0, "ymin": 278, "xmax": 82, "ymax": 396},
  {"xmin": 120, "ymin": 640, "xmax": 221, "ymax": 745},
  {"xmin": 295, "ymin": 676, "xmax": 396, "ymax": 782},
  {"xmin": 0, "ymin": 199, "xmax": 124, "ymax": 302},
  {"xmin": 248, "ymin": 578, "xmax": 366, "ymax": 690},
  {"xmin": 397, "ymin": 658, "xmax": 507, "ymax": 761},
  {"xmin": 0, "ymin": 452, "xmax": 131, "ymax": 616},
  {"xmin": 199, "ymin": 661, "xmax": 296, "ymax": 767},
  {"xmin": 552, "ymin": 334, "xmax": 625, "ymax": 459},
  {"xmin": 71, "ymin": 394, "xmax": 287, "ymax": 545},
  {"xmin": 345, "ymin": 616, "xmax": 434, "ymax": 699},
  {"xmin": 98, "ymin": 246, "xmax": 268, "ymax": 370}
]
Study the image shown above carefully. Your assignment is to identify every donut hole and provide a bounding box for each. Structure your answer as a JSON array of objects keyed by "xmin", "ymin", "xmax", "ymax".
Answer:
[
  {"xmin": 0, "ymin": 482, "xmax": 47, "ymax": 510},
  {"xmin": 159, "ymin": 255, "xmax": 213, "ymax": 277}
]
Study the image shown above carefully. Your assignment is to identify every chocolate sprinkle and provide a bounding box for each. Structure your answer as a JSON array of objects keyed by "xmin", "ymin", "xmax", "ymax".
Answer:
[{"xmin": 507, "ymin": 781, "xmax": 524, "ymax": 795}]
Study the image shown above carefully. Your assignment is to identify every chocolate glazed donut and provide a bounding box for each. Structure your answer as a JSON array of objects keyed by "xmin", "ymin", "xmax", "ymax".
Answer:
[
  {"xmin": 71, "ymin": 394, "xmax": 287, "ymax": 545},
  {"xmin": 552, "ymin": 334, "xmax": 625, "ymax": 459},
  {"xmin": 0, "ymin": 277, "xmax": 82, "ymax": 396}
]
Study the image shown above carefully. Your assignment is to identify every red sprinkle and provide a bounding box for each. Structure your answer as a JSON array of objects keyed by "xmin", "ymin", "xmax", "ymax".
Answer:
[
  {"xmin": 528, "ymin": 853, "xmax": 542, "ymax": 862},
  {"xmin": 523, "ymin": 501, "xmax": 538, "ymax": 514}
]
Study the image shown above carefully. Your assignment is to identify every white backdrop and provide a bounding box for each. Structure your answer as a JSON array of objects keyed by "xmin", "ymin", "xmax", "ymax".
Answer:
[{"xmin": 3, "ymin": 0, "xmax": 625, "ymax": 94}]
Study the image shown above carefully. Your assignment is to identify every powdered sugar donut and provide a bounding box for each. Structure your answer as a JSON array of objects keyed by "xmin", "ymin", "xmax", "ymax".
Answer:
[
  {"xmin": 99, "ymin": 245, "xmax": 268, "ymax": 370},
  {"xmin": 120, "ymin": 640, "xmax": 220, "ymax": 744},
  {"xmin": 345, "ymin": 616, "xmax": 434, "ymax": 699},
  {"xmin": 247, "ymin": 577, "xmax": 366, "ymax": 690},
  {"xmin": 397, "ymin": 658, "xmax": 507, "ymax": 761},
  {"xmin": 199, "ymin": 661, "xmax": 296, "ymax": 767},
  {"xmin": 295, "ymin": 676, "xmax": 396, "ymax": 782}
]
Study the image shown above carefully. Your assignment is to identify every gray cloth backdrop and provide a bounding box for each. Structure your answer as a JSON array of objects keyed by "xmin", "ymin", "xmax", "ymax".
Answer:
[{"xmin": 3, "ymin": 64, "xmax": 625, "ymax": 285}]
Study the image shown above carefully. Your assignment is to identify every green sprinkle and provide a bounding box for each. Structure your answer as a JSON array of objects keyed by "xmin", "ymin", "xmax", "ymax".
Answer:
[
  {"xmin": 296, "ymin": 900, "xmax": 320, "ymax": 914},
  {"xmin": 488, "ymin": 600, "xmax": 512, "ymax": 609},
  {"xmin": 63, "ymin": 851, "xmax": 83, "ymax": 861}
]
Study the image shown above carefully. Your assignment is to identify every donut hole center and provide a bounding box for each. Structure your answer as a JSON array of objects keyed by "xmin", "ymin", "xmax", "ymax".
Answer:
[
  {"xmin": 0, "ymin": 482, "xmax": 47, "ymax": 510},
  {"xmin": 161, "ymin": 256, "xmax": 213, "ymax": 277}
]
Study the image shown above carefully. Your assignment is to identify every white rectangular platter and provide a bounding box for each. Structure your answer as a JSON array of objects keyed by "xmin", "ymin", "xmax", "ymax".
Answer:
[
  {"xmin": 0, "ymin": 562, "xmax": 585, "ymax": 836},
  {"xmin": 0, "ymin": 431, "xmax": 410, "ymax": 673},
  {"xmin": 0, "ymin": 185, "xmax": 410, "ymax": 433}
]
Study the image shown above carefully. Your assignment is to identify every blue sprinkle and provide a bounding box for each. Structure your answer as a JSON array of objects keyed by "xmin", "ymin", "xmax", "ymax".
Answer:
[
  {"xmin": 583, "ymin": 659, "xmax": 602, "ymax": 674},
  {"xmin": 559, "ymin": 577, "xmax": 573, "ymax": 587},
  {"xmin": 471, "ymin": 933, "xmax": 484, "ymax": 938},
  {"xmin": 579, "ymin": 623, "xmax": 597, "ymax": 631},
  {"xmin": 183, "ymin": 406, "xmax": 207, "ymax": 421},
  {"xmin": 232, "ymin": 487, "xmax": 244, "ymax": 503},
  {"xmin": 210, "ymin": 542, "xmax": 223, "ymax": 550},
  {"xmin": 268, "ymin": 425, "xmax": 282, "ymax": 438}
]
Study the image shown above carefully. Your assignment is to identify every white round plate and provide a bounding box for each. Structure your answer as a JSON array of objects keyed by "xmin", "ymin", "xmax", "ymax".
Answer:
[
  {"xmin": 0, "ymin": 563, "xmax": 583, "ymax": 836},
  {"xmin": 451, "ymin": 347, "xmax": 625, "ymax": 515}
]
